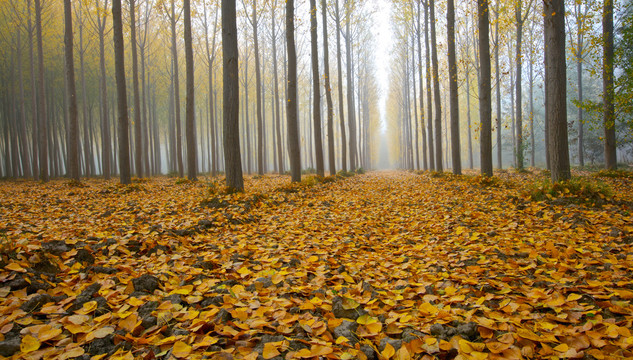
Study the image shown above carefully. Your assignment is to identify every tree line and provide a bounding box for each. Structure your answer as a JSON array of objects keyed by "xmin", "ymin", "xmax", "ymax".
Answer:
[
  {"xmin": 388, "ymin": 0, "xmax": 632, "ymax": 182},
  {"xmin": 0, "ymin": 0, "xmax": 380, "ymax": 189}
]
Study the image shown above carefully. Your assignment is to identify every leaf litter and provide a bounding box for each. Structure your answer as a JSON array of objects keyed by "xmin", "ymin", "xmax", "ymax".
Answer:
[{"xmin": 0, "ymin": 170, "xmax": 632, "ymax": 359}]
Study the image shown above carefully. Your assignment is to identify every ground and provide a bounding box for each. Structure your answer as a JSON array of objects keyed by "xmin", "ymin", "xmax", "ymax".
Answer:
[{"xmin": 0, "ymin": 170, "xmax": 632, "ymax": 359}]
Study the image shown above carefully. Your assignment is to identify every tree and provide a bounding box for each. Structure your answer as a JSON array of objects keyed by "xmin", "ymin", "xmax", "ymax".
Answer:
[
  {"xmin": 424, "ymin": 0, "xmax": 434, "ymax": 170},
  {"xmin": 447, "ymin": 0, "xmax": 461, "ymax": 174},
  {"xmin": 322, "ymin": 0, "xmax": 335, "ymax": 175},
  {"xmin": 514, "ymin": 0, "xmax": 534, "ymax": 170},
  {"xmin": 544, "ymin": 0, "xmax": 570, "ymax": 181},
  {"xmin": 344, "ymin": 0, "xmax": 358, "ymax": 171},
  {"xmin": 169, "ymin": 0, "xmax": 183, "ymax": 177},
  {"xmin": 222, "ymin": 0, "xmax": 243, "ymax": 190},
  {"xmin": 271, "ymin": 0, "xmax": 284, "ymax": 174},
  {"xmin": 310, "ymin": 0, "xmax": 324, "ymax": 177},
  {"xmin": 249, "ymin": 0, "xmax": 264, "ymax": 175},
  {"xmin": 64, "ymin": 0, "xmax": 79, "ymax": 182},
  {"xmin": 286, "ymin": 0, "xmax": 301, "ymax": 182},
  {"xmin": 130, "ymin": 0, "xmax": 142, "ymax": 177},
  {"xmin": 603, "ymin": 0, "xmax": 617, "ymax": 169},
  {"xmin": 335, "ymin": 0, "xmax": 347, "ymax": 172},
  {"xmin": 184, "ymin": 0, "xmax": 196, "ymax": 180},
  {"xmin": 478, "ymin": 0, "xmax": 493, "ymax": 177},
  {"xmin": 34, "ymin": 0, "xmax": 48, "ymax": 182},
  {"xmin": 430, "ymin": 0, "xmax": 442, "ymax": 171},
  {"xmin": 113, "ymin": 0, "xmax": 131, "ymax": 184}
]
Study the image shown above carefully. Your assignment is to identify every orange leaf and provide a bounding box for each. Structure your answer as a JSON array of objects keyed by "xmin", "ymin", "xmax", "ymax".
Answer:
[{"xmin": 172, "ymin": 341, "xmax": 192, "ymax": 358}]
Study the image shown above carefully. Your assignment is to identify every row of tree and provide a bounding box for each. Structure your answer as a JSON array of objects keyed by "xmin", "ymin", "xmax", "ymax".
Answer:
[
  {"xmin": 0, "ymin": 0, "xmax": 380, "ymax": 186},
  {"xmin": 388, "ymin": 0, "xmax": 632, "ymax": 181}
]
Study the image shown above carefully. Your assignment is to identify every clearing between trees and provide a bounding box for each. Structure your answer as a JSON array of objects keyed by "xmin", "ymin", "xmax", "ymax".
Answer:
[{"xmin": 0, "ymin": 170, "xmax": 632, "ymax": 359}]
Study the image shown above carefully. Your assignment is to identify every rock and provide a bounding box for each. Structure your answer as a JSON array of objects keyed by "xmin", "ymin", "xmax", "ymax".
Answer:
[
  {"xmin": 214, "ymin": 309, "xmax": 233, "ymax": 323},
  {"xmin": 138, "ymin": 301, "xmax": 158, "ymax": 329},
  {"xmin": 84, "ymin": 334, "xmax": 116, "ymax": 356},
  {"xmin": 360, "ymin": 344, "xmax": 377, "ymax": 360},
  {"xmin": 430, "ymin": 323, "xmax": 446, "ymax": 337},
  {"xmin": 93, "ymin": 297, "xmax": 111, "ymax": 316},
  {"xmin": 331, "ymin": 296, "xmax": 366, "ymax": 320},
  {"xmin": 402, "ymin": 328, "xmax": 424, "ymax": 343},
  {"xmin": 70, "ymin": 283, "xmax": 101, "ymax": 311},
  {"xmin": 7, "ymin": 277, "xmax": 28, "ymax": 291},
  {"xmin": 0, "ymin": 337, "xmax": 21, "ymax": 357},
  {"xmin": 88, "ymin": 266, "xmax": 117, "ymax": 274},
  {"xmin": 456, "ymin": 322, "xmax": 478, "ymax": 341},
  {"xmin": 333, "ymin": 320, "xmax": 359, "ymax": 344},
  {"xmin": 42, "ymin": 240, "xmax": 71, "ymax": 256},
  {"xmin": 31, "ymin": 259, "xmax": 60, "ymax": 274},
  {"xmin": 254, "ymin": 334, "xmax": 286, "ymax": 356},
  {"xmin": 379, "ymin": 338, "xmax": 402, "ymax": 352},
  {"xmin": 200, "ymin": 295, "xmax": 224, "ymax": 308},
  {"xmin": 20, "ymin": 293, "xmax": 54, "ymax": 312},
  {"xmin": 162, "ymin": 294, "xmax": 184, "ymax": 305},
  {"xmin": 198, "ymin": 219, "xmax": 214, "ymax": 228},
  {"xmin": 26, "ymin": 280, "xmax": 52, "ymax": 294},
  {"xmin": 75, "ymin": 249, "xmax": 95, "ymax": 264},
  {"xmin": 194, "ymin": 261, "xmax": 217, "ymax": 270},
  {"xmin": 132, "ymin": 274, "xmax": 160, "ymax": 293}
]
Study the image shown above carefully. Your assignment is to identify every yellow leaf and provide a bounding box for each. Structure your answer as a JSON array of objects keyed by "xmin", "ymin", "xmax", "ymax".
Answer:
[
  {"xmin": 336, "ymin": 336, "xmax": 349, "ymax": 344},
  {"xmin": 357, "ymin": 314, "xmax": 379, "ymax": 325},
  {"xmin": 394, "ymin": 346, "xmax": 411, "ymax": 360},
  {"xmin": 516, "ymin": 328, "xmax": 542, "ymax": 342},
  {"xmin": 366, "ymin": 322, "xmax": 382, "ymax": 334},
  {"xmin": 263, "ymin": 342, "xmax": 281, "ymax": 359},
  {"xmin": 459, "ymin": 339, "xmax": 486, "ymax": 353},
  {"xmin": 295, "ymin": 348, "xmax": 313, "ymax": 358},
  {"xmin": 20, "ymin": 334, "xmax": 40, "ymax": 353},
  {"xmin": 381, "ymin": 343, "xmax": 396, "ymax": 359},
  {"xmin": 171, "ymin": 285, "xmax": 194, "ymax": 295},
  {"xmin": 5, "ymin": 263, "xmax": 26, "ymax": 272},
  {"xmin": 554, "ymin": 343, "xmax": 569, "ymax": 352},
  {"xmin": 342, "ymin": 297, "xmax": 360, "ymax": 310},
  {"xmin": 89, "ymin": 326, "xmax": 115, "ymax": 340},
  {"xmin": 311, "ymin": 344, "xmax": 333, "ymax": 356},
  {"xmin": 172, "ymin": 341, "xmax": 192, "ymax": 358},
  {"xmin": 37, "ymin": 325, "xmax": 62, "ymax": 342},
  {"xmin": 271, "ymin": 273, "xmax": 284, "ymax": 284},
  {"xmin": 566, "ymin": 293, "xmax": 582, "ymax": 302},
  {"xmin": 418, "ymin": 302, "xmax": 438, "ymax": 315},
  {"xmin": 307, "ymin": 255, "xmax": 319, "ymax": 262},
  {"xmin": 76, "ymin": 300, "xmax": 98, "ymax": 314}
]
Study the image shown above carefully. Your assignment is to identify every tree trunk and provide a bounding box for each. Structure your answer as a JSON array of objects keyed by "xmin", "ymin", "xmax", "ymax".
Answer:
[
  {"xmin": 322, "ymin": 0, "xmax": 336, "ymax": 175},
  {"xmin": 171, "ymin": 0, "xmax": 183, "ymax": 177},
  {"xmin": 27, "ymin": 0, "xmax": 39, "ymax": 179},
  {"xmin": 544, "ymin": 0, "xmax": 570, "ymax": 182},
  {"xmin": 64, "ymin": 0, "xmax": 80, "ymax": 181},
  {"xmin": 495, "ymin": 2, "xmax": 502, "ymax": 169},
  {"xmin": 430, "ymin": 0, "xmax": 442, "ymax": 171},
  {"xmin": 478, "ymin": 0, "xmax": 493, "ymax": 177},
  {"xmin": 515, "ymin": 5, "xmax": 524, "ymax": 170},
  {"xmin": 416, "ymin": 0, "xmax": 427, "ymax": 171},
  {"xmin": 113, "ymin": 0, "xmax": 131, "ymax": 184},
  {"xmin": 447, "ymin": 0, "xmax": 460, "ymax": 174},
  {"xmin": 286, "ymin": 0, "xmax": 301, "ymax": 182},
  {"xmin": 184, "ymin": 0, "xmax": 196, "ymax": 180},
  {"xmin": 252, "ymin": 2, "xmax": 264, "ymax": 175},
  {"xmin": 335, "ymin": 0, "xmax": 347, "ymax": 172},
  {"xmin": 97, "ymin": 0, "xmax": 111, "ymax": 179},
  {"xmin": 603, "ymin": 0, "xmax": 616, "ymax": 169},
  {"xmin": 34, "ymin": 0, "xmax": 48, "ymax": 181},
  {"xmin": 310, "ymin": 0, "xmax": 324, "ymax": 177},
  {"xmin": 576, "ymin": 3, "xmax": 584, "ymax": 167},
  {"xmin": 272, "ymin": 3, "xmax": 284, "ymax": 174},
  {"xmin": 222, "ymin": 0, "xmax": 243, "ymax": 190},
  {"xmin": 424, "ymin": 1, "xmax": 434, "ymax": 171},
  {"xmin": 345, "ymin": 0, "xmax": 357, "ymax": 171},
  {"xmin": 129, "ymin": 0, "xmax": 143, "ymax": 178}
]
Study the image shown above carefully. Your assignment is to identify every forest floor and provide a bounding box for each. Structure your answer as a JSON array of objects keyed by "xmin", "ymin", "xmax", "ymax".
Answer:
[{"xmin": 0, "ymin": 169, "xmax": 633, "ymax": 360}]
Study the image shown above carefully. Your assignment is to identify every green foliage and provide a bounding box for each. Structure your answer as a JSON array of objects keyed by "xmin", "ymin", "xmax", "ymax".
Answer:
[
  {"xmin": 355, "ymin": 167, "xmax": 365, "ymax": 174},
  {"xmin": 594, "ymin": 169, "xmax": 633, "ymax": 179},
  {"xmin": 337, "ymin": 170, "xmax": 356, "ymax": 178},
  {"xmin": 527, "ymin": 177, "xmax": 612, "ymax": 204},
  {"xmin": 175, "ymin": 178, "xmax": 192, "ymax": 185}
]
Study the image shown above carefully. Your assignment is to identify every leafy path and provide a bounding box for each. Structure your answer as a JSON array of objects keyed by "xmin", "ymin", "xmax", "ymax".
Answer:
[{"xmin": 0, "ymin": 171, "xmax": 632, "ymax": 359}]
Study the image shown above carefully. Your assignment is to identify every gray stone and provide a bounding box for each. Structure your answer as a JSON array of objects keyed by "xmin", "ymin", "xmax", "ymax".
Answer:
[
  {"xmin": 333, "ymin": 320, "xmax": 359, "ymax": 344},
  {"xmin": 0, "ymin": 337, "xmax": 20, "ymax": 357}
]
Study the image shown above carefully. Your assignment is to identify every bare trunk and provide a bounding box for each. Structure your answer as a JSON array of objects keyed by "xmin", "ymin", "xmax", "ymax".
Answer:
[
  {"xmin": 113, "ymin": 0, "xmax": 131, "ymax": 183},
  {"xmin": 603, "ymin": 0, "xmax": 616, "ymax": 169},
  {"xmin": 35, "ymin": 0, "xmax": 48, "ymax": 181},
  {"xmin": 478, "ymin": 0, "xmax": 493, "ymax": 176},
  {"xmin": 286, "ymin": 0, "xmax": 301, "ymax": 182}
]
